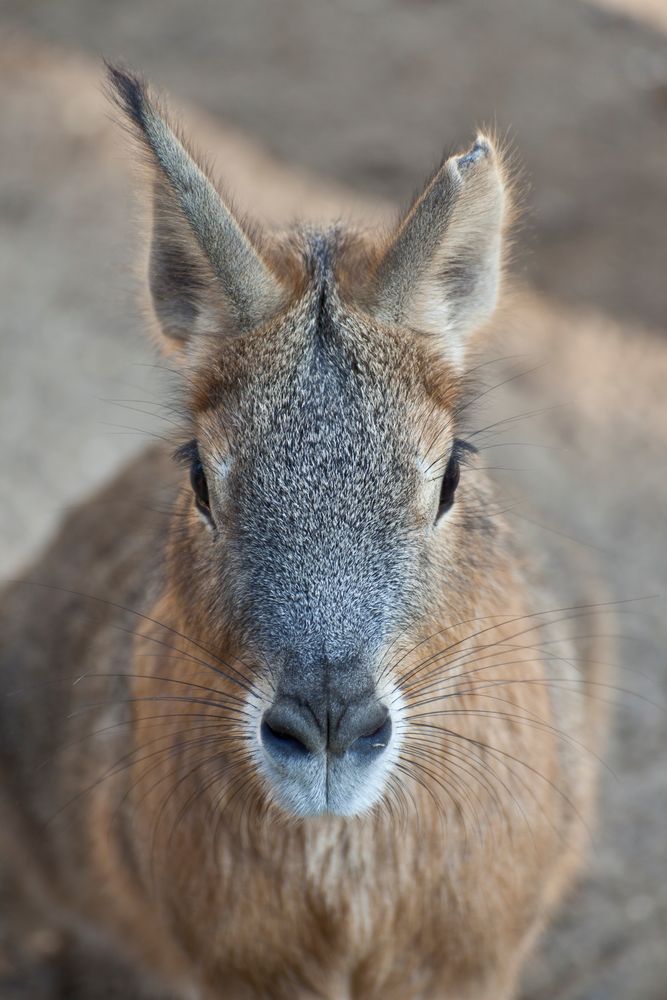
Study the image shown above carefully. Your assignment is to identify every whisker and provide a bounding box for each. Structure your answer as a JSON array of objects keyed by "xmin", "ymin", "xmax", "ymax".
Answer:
[
  {"xmin": 397, "ymin": 600, "xmax": 634, "ymax": 696},
  {"xmin": 410, "ymin": 720, "xmax": 592, "ymax": 836},
  {"xmin": 34, "ymin": 709, "xmax": 251, "ymax": 770},
  {"xmin": 405, "ymin": 704, "xmax": 611, "ymax": 776},
  {"xmin": 7, "ymin": 581, "xmax": 256, "ymax": 695}
]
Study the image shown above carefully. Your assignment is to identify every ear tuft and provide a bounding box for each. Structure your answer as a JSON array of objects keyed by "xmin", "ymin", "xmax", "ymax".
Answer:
[{"xmin": 106, "ymin": 63, "xmax": 148, "ymax": 131}]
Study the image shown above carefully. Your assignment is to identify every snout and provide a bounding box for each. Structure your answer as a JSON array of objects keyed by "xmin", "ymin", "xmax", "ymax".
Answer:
[{"xmin": 258, "ymin": 695, "xmax": 394, "ymax": 817}]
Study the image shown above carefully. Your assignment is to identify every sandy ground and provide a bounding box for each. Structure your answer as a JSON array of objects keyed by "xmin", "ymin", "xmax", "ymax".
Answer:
[{"xmin": 1, "ymin": 2, "xmax": 666, "ymax": 997}]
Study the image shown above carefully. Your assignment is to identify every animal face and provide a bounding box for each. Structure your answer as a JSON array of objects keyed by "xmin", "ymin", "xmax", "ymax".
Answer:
[
  {"xmin": 181, "ymin": 253, "xmax": 461, "ymax": 815},
  {"xmin": 109, "ymin": 67, "xmax": 506, "ymax": 818}
]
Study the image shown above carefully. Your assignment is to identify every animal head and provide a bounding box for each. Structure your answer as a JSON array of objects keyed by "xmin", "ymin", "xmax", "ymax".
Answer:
[{"xmin": 109, "ymin": 67, "xmax": 509, "ymax": 820}]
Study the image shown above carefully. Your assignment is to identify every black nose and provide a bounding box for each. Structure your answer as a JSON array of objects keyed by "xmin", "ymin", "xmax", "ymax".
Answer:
[{"xmin": 261, "ymin": 697, "xmax": 391, "ymax": 763}]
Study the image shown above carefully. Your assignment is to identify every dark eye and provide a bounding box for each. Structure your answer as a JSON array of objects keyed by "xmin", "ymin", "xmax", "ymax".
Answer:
[
  {"xmin": 189, "ymin": 445, "xmax": 212, "ymax": 520},
  {"xmin": 436, "ymin": 439, "xmax": 474, "ymax": 523},
  {"xmin": 174, "ymin": 439, "xmax": 214, "ymax": 523},
  {"xmin": 436, "ymin": 453, "xmax": 460, "ymax": 522}
]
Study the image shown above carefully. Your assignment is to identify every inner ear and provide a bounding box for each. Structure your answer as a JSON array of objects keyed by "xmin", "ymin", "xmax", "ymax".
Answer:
[
  {"xmin": 148, "ymin": 201, "xmax": 227, "ymax": 341},
  {"xmin": 107, "ymin": 65, "xmax": 286, "ymax": 346},
  {"xmin": 373, "ymin": 136, "xmax": 506, "ymax": 365}
]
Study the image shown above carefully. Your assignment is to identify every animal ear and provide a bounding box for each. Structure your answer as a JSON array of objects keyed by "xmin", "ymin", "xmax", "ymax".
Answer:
[
  {"xmin": 373, "ymin": 136, "xmax": 506, "ymax": 364},
  {"xmin": 107, "ymin": 65, "xmax": 285, "ymax": 343}
]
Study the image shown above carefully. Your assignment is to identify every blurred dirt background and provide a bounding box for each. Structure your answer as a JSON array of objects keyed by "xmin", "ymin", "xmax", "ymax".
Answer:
[{"xmin": 1, "ymin": 1, "xmax": 666, "ymax": 997}]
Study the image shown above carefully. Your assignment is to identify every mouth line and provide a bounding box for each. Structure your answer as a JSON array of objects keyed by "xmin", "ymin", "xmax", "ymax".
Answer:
[{"xmin": 260, "ymin": 739, "xmax": 393, "ymax": 818}]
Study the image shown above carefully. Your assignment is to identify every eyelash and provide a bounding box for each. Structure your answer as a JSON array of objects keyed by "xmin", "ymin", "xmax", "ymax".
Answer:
[
  {"xmin": 436, "ymin": 439, "xmax": 476, "ymax": 523},
  {"xmin": 175, "ymin": 440, "xmax": 213, "ymax": 523}
]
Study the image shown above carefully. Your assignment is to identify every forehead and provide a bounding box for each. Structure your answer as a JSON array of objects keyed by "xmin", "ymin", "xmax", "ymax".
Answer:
[
  {"xmin": 242, "ymin": 306, "xmax": 418, "ymax": 444},
  {"xmin": 197, "ymin": 305, "xmax": 454, "ymax": 446},
  {"xmin": 189, "ymin": 229, "xmax": 463, "ymax": 463}
]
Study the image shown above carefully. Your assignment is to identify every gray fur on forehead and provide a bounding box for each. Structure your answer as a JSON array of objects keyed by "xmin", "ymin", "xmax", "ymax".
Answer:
[
  {"xmin": 219, "ymin": 230, "xmax": 428, "ymax": 663},
  {"xmin": 235, "ymin": 228, "xmax": 419, "ymax": 467}
]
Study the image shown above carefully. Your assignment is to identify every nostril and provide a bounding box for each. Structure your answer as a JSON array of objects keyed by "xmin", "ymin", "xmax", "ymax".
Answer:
[
  {"xmin": 261, "ymin": 716, "xmax": 313, "ymax": 761},
  {"xmin": 349, "ymin": 714, "xmax": 392, "ymax": 758},
  {"xmin": 262, "ymin": 700, "xmax": 391, "ymax": 761}
]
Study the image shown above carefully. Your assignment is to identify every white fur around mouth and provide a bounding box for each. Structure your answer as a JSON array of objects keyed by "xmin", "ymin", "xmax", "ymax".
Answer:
[{"xmin": 258, "ymin": 746, "xmax": 392, "ymax": 818}]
